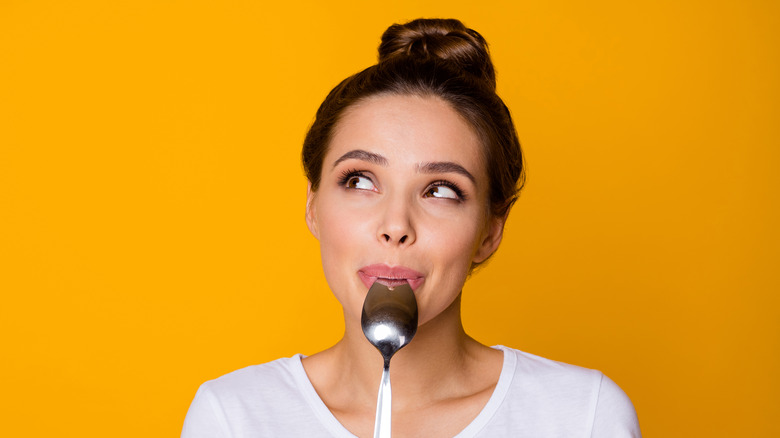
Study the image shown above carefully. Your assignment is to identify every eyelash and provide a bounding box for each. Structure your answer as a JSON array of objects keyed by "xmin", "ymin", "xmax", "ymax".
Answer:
[
  {"xmin": 338, "ymin": 168, "xmax": 369, "ymax": 187},
  {"xmin": 427, "ymin": 179, "xmax": 467, "ymax": 201},
  {"xmin": 339, "ymin": 169, "xmax": 467, "ymax": 201}
]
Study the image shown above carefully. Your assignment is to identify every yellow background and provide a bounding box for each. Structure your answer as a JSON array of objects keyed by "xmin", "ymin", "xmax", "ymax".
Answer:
[{"xmin": 1, "ymin": 1, "xmax": 778, "ymax": 436}]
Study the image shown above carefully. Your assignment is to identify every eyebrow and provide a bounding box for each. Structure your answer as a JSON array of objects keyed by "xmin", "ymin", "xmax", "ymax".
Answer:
[
  {"xmin": 332, "ymin": 149, "xmax": 475, "ymax": 184},
  {"xmin": 418, "ymin": 161, "xmax": 476, "ymax": 184},
  {"xmin": 333, "ymin": 149, "xmax": 389, "ymax": 167}
]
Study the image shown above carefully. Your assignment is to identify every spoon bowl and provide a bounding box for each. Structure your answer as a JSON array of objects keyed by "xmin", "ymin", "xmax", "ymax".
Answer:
[
  {"xmin": 362, "ymin": 282, "xmax": 418, "ymax": 363},
  {"xmin": 361, "ymin": 281, "xmax": 418, "ymax": 438}
]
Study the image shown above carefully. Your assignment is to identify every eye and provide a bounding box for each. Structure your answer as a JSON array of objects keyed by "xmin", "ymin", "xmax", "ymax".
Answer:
[
  {"xmin": 339, "ymin": 170, "xmax": 377, "ymax": 191},
  {"xmin": 347, "ymin": 175, "xmax": 375, "ymax": 190},
  {"xmin": 424, "ymin": 181, "xmax": 463, "ymax": 200}
]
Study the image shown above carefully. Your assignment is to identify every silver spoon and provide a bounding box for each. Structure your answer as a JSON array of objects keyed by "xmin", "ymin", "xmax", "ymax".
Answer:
[{"xmin": 361, "ymin": 281, "xmax": 418, "ymax": 438}]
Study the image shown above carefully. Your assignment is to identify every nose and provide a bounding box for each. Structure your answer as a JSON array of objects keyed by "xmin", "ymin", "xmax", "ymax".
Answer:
[{"xmin": 377, "ymin": 196, "xmax": 416, "ymax": 246}]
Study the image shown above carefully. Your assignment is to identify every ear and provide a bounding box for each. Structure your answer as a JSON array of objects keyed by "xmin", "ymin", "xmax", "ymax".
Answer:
[
  {"xmin": 305, "ymin": 182, "xmax": 320, "ymax": 240},
  {"xmin": 473, "ymin": 214, "xmax": 507, "ymax": 264}
]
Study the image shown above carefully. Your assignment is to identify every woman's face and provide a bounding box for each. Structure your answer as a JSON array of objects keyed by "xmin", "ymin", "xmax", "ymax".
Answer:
[{"xmin": 306, "ymin": 94, "xmax": 505, "ymax": 326}]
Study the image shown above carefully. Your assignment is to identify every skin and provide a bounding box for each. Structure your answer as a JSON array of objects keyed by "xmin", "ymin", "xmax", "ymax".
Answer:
[{"xmin": 303, "ymin": 94, "xmax": 507, "ymax": 438}]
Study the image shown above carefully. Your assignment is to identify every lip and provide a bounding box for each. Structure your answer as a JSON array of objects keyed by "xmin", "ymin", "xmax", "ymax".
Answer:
[{"xmin": 358, "ymin": 264, "xmax": 425, "ymax": 292}]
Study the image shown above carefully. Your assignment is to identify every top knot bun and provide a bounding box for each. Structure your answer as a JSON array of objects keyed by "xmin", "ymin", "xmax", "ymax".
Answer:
[{"xmin": 378, "ymin": 18, "xmax": 496, "ymax": 91}]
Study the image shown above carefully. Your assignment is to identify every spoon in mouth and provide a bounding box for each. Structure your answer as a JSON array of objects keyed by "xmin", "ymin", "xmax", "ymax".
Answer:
[{"xmin": 361, "ymin": 281, "xmax": 418, "ymax": 438}]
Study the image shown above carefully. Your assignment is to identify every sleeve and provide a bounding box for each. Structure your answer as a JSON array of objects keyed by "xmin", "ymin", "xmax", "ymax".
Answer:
[
  {"xmin": 181, "ymin": 383, "xmax": 230, "ymax": 438},
  {"xmin": 590, "ymin": 373, "xmax": 642, "ymax": 438}
]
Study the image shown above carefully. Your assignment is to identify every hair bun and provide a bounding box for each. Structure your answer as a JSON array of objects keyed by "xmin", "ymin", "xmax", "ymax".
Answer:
[{"xmin": 378, "ymin": 18, "xmax": 496, "ymax": 91}]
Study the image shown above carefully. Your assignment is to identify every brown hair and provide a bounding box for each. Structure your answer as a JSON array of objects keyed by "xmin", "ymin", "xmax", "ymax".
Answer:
[{"xmin": 302, "ymin": 18, "xmax": 524, "ymax": 218}]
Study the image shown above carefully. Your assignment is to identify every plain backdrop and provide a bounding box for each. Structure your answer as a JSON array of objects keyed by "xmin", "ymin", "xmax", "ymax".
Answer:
[{"xmin": 1, "ymin": 1, "xmax": 778, "ymax": 436}]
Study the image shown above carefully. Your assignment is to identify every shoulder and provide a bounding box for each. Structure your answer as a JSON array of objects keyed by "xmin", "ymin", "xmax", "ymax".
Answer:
[
  {"xmin": 181, "ymin": 355, "xmax": 314, "ymax": 438},
  {"xmin": 591, "ymin": 373, "xmax": 642, "ymax": 437},
  {"xmin": 489, "ymin": 346, "xmax": 641, "ymax": 437},
  {"xmin": 199, "ymin": 355, "xmax": 303, "ymax": 398},
  {"xmin": 500, "ymin": 346, "xmax": 604, "ymax": 392}
]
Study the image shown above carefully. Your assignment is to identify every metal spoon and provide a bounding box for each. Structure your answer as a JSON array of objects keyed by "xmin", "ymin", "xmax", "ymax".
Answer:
[{"xmin": 361, "ymin": 281, "xmax": 418, "ymax": 438}]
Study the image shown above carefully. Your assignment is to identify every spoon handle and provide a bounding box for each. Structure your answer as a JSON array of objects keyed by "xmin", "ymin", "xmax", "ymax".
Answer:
[{"xmin": 373, "ymin": 365, "xmax": 392, "ymax": 438}]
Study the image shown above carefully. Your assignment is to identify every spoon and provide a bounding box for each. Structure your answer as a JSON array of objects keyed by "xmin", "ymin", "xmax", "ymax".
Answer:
[{"xmin": 361, "ymin": 281, "xmax": 418, "ymax": 438}]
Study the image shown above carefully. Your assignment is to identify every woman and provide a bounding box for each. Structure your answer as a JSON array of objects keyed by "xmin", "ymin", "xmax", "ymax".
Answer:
[{"xmin": 182, "ymin": 18, "xmax": 641, "ymax": 437}]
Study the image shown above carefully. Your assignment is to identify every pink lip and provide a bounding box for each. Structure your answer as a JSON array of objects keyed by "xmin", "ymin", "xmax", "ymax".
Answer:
[{"xmin": 358, "ymin": 264, "xmax": 425, "ymax": 292}]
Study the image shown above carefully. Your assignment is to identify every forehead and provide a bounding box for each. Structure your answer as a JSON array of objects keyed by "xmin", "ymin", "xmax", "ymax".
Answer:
[{"xmin": 328, "ymin": 94, "xmax": 485, "ymax": 175}]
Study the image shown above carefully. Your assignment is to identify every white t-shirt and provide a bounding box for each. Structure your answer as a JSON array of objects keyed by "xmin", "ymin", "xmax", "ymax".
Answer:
[{"xmin": 181, "ymin": 346, "xmax": 641, "ymax": 437}]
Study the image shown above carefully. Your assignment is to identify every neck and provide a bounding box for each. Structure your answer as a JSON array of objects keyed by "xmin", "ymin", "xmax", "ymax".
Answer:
[{"xmin": 304, "ymin": 294, "xmax": 494, "ymax": 410}]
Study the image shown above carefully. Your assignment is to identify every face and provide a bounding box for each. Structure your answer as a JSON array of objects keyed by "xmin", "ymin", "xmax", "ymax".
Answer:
[{"xmin": 306, "ymin": 94, "xmax": 505, "ymax": 327}]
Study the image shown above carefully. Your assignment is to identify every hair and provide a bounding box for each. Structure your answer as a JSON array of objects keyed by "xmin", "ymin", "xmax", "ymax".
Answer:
[{"xmin": 302, "ymin": 18, "xmax": 524, "ymax": 218}]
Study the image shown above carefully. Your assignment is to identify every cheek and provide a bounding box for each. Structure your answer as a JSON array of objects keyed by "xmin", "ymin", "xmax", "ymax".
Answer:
[
  {"xmin": 315, "ymin": 199, "xmax": 374, "ymax": 293},
  {"xmin": 318, "ymin": 208, "xmax": 357, "ymax": 266},
  {"xmin": 414, "ymin": 215, "xmax": 485, "ymax": 322},
  {"xmin": 425, "ymin": 211, "xmax": 485, "ymax": 262}
]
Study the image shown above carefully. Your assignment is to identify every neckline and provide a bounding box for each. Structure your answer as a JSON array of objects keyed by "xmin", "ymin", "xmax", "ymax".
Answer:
[{"xmin": 290, "ymin": 345, "xmax": 517, "ymax": 438}]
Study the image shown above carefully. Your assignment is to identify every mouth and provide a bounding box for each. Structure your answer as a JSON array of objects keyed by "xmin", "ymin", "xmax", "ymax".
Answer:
[{"xmin": 358, "ymin": 264, "xmax": 425, "ymax": 292}]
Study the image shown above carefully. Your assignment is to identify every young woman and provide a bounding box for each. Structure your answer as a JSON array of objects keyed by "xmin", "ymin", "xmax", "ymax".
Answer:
[{"xmin": 182, "ymin": 18, "xmax": 641, "ymax": 437}]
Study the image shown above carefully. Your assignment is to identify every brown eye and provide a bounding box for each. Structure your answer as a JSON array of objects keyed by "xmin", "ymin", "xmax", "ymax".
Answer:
[
  {"xmin": 346, "ymin": 175, "xmax": 376, "ymax": 191},
  {"xmin": 424, "ymin": 185, "xmax": 459, "ymax": 199}
]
